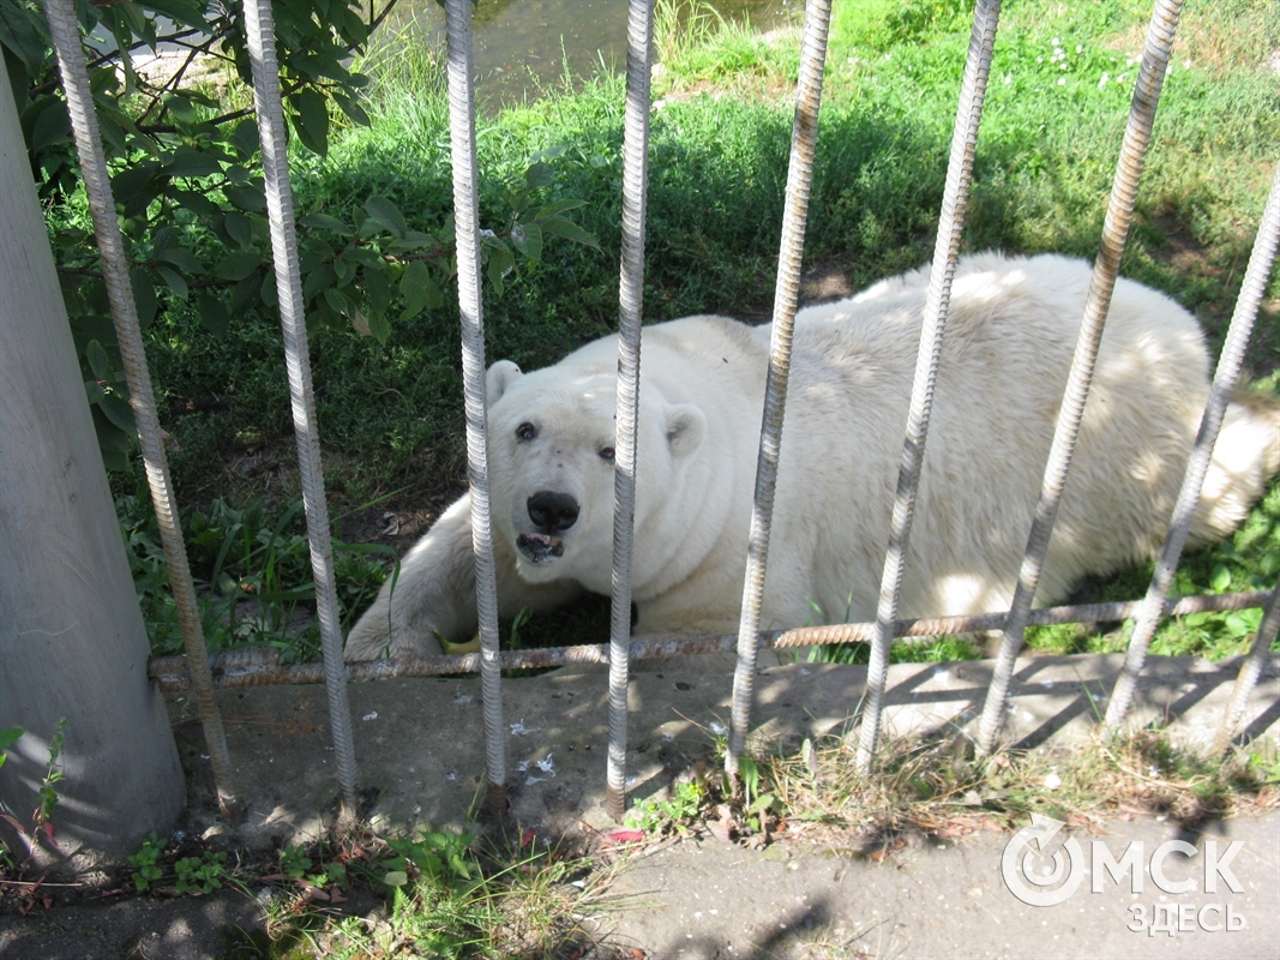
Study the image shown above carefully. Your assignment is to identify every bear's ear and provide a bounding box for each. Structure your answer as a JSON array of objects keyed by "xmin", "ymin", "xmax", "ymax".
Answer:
[
  {"xmin": 486, "ymin": 360, "xmax": 522, "ymax": 405},
  {"xmin": 664, "ymin": 403, "xmax": 706, "ymax": 459}
]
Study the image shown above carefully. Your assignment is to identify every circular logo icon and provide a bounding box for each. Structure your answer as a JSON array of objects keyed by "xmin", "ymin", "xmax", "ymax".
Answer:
[{"xmin": 1001, "ymin": 813, "xmax": 1085, "ymax": 907}]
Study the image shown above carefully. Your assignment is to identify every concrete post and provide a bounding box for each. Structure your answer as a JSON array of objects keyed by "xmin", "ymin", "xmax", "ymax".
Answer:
[{"xmin": 0, "ymin": 65, "xmax": 184, "ymax": 863}]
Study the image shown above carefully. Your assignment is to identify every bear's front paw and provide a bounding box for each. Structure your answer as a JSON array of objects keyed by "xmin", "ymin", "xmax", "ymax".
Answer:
[{"xmin": 344, "ymin": 620, "xmax": 445, "ymax": 661}]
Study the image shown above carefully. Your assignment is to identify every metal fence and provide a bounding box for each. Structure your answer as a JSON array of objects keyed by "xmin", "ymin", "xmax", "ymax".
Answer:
[{"xmin": 46, "ymin": 0, "xmax": 1280, "ymax": 822}]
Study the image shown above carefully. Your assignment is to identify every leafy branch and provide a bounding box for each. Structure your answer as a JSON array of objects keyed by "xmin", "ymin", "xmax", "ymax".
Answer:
[{"xmin": 2, "ymin": 0, "xmax": 600, "ymax": 470}]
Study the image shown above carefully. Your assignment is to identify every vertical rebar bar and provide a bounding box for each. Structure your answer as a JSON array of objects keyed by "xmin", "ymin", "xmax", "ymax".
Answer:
[
  {"xmin": 1215, "ymin": 579, "xmax": 1280, "ymax": 750},
  {"xmin": 42, "ymin": 0, "xmax": 241, "ymax": 818},
  {"xmin": 241, "ymin": 0, "xmax": 359, "ymax": 825},
  {"xmin": 976, "ymin": 0, "xmax": 1184, "ymax": 754},
  {"xmin": 726, "ymin": 0, "xmax": 832, "ymax": 777},
  {"xmin": 1106, "ymin": 161, "xmax": 1280, "ymax": 728},
  {"xmin": 855, "ymin": 0, "xmax": 1002, "ymax": 774},
  {"xmin": 606, "ymin": 0, "xmax": 654, "ymax": 821},
  {"xmin": 443, "ymin": 0, "xmax": 506, "ymax": 815}
]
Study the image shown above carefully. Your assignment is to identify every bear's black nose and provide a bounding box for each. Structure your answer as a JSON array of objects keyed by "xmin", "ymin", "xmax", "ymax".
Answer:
[{"xmin": 527, "ymin": 491, "xmax": 579, "ymax": 532}]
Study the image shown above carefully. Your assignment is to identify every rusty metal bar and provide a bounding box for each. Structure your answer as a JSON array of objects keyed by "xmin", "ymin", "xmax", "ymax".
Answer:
[
  {"xmin": 43, "ymin": 0, "xmax": 241, "ymax": 818},
  {"xmin": 242, "ymin": 0, "xmax": 360, "ymax": 827},
  {"xmin": 443, "ymin": 0, "xmax": 507, "ymax": 817},
  {"xmin": 727, "ymin": 0, "xmax": 833, "ymax": 779},
  {"xmin": 150, "ymin": 589, "xmax": 1272, "ymax": 691},
  {"xmin": 857, "ymin": 0, "xmax": 1002, "ymax": 774},
  {"xmin": 1106, "ymin": 159, "xmax": 1280, "ymax": 728},
  {"xmin": 605, "ymin": 0, "xmax": 655, "ymax": 821},
  {"xmin": 975, "ymin": 0, "xmax": 1184, "ymax": 755},
  {"xmin": 1216, "ymin": 579, "xmax": 1280, "ymax": 749}
]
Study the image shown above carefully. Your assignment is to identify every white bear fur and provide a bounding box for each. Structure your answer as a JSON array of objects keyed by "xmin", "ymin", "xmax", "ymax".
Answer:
[{"xmin": 345, "ymin": 253, "xmax": 1280, "ymax": 661}]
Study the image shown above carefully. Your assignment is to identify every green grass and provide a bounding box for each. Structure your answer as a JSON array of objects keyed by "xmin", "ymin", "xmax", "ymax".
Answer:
[{"xmin": 115, "ymin": 0, "xmax": 1280, "ymax": 663}]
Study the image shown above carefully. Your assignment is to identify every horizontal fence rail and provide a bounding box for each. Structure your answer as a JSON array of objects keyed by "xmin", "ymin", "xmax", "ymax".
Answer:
[{"xmin": 149, "ymin": 589, "xmax": 1273, "ymax": 691}]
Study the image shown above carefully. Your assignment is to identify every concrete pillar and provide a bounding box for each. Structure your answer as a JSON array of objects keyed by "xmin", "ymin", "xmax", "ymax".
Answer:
[{"xmin": 0, "ymin": 65, "xmax": 184, "ymax": 863}]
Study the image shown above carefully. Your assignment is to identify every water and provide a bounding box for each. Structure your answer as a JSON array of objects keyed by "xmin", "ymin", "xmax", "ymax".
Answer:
[{"xmin": 376, "ymin": 0, "xmax": 799, "ymax": 105}]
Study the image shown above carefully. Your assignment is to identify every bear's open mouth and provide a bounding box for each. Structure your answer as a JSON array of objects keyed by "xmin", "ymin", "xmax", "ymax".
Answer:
[{"xmin": 516, "ymin": 532, "xmax": 564, "ymax": 564}]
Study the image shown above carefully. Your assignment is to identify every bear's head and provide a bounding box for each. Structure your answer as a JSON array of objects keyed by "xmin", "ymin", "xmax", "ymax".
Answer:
[{"xmin": 485, "ymin": 358, "xmax": 706, "ymax": 593}]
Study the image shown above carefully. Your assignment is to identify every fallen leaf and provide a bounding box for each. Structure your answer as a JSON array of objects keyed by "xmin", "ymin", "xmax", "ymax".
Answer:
[{"xmin": 603, "ymin": 829, "xmax": 645, "ymax": 845}]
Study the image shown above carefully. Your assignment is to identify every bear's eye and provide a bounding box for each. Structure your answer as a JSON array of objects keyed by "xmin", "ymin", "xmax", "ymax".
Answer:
[
  {"xmin": 516, "ymin": 422, "xmax": 537, "ymax": 441},
  {"xmin": 599, "ymin": 446, "xmax": 615, "ymax": 463}
]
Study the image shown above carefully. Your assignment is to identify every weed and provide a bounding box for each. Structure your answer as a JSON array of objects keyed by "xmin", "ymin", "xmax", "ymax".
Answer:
[
  {"xmin": 128, "ymin": 833, "xmax": 166, "ymax": 892},
  {"xmin": 0, "ymin": 719, "xmax": 67, "ymax": 865},
  {"xmin": 625, "ymin": 778, "xmax": 707, "ymax": 836},
  {"xmin": 278, "ymin": 844, "xmax": 314, "ymax": 880},
  {"xmin": 174, "ymin": 850, "xmax": 229, "ymax": 895},
  {"xmin": 120, "ymin": 492, "xmax": 391, "ymax": 661},
  {"xmin": 0, "ymin": 727, "xmax": 20, "ymax": 771},
  {"xmin": 757, "ymin": 726, "xmax": 1277, "ymax": 846},
  {"xmin": 381, "ymin": 829, "xmax": 477, "ymax": 889}
]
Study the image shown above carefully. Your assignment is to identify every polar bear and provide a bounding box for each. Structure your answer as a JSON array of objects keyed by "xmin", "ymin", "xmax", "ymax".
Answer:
[{"xmin": 344, "ymin": 252, "xmax": 1280, "ymax": 661}]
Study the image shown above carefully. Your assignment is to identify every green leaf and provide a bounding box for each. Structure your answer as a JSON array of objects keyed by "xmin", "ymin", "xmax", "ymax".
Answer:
[
  {"xmin": 215, "ymin": 251, "xmax": 263, "ymax": 282},
  {"xmin": 510, "ymin": 222, "xmax": 542, "ymax": 261},
  {"xmin": 340, "ymin": 246, "xmax": 384, "ymax": 269},
  {"xmin": 199, "ymin": 292, "xmax": 231, "ymax": 338},
  {"xmin": 111, "ymin": 162, "xmax": 160, "ymax": 205},
  {"xmin": 91, "ymin": 405, "xmax": 134, "ymax": 469},
  {"xmin": 157, "ymin": 247, "xmax": 206, "ymax": 274},
  {"xmin": 224, "ymin": 184, "xmax": 266, "ymax": 213},
  {"xmin": 303, "ymin": 263, "xmax": 336, "ymax": 300},
  {"xmin": 163, "ymin": 95, "xmax": 201, "ymax": 127},
  {"xmin": 332, "ymin": 92, "xmax": 371, "ymax": 128},
  {"xmin": 359, "ymin": 308, "xmax": 390, "ymax": 344},
  {"xmin": 29, "ymin": 98, "xmax": 71, "ymax": 153},
  {"xmin": 130, "ymin": 268, "xmax": 157, "ymax": 327},
  {"xmin": 400, "ymin": 261, "xmax": 437, "ymax": 318},
  {"xmin": 299, "ymin": 213, "xmax": 353, "ymax": 236},
  {"xmin": 260, "ymin": 267, "xmax": 278, "ymax": 307},
  {"xmin": 231, "ymin": 271, "xmax": 262, "ymax": 313},
  {"xmin": 382, "ymin": 870, "xmax": 408, "ymax": 887},
  {"xmin": 539, "ymin": 215, "xmax": 601, "ymax": 251},
  {"xmin": 1210, "ymin": 564, "xmax": 1232, "ymax": 593},
  {"xmin": 289, "ymin": 89, "xmax": 330, "ymax": 157},
  {"xmin": 230, "ymin": 120, "xmax": 260, "ymax": 159},
  {"xmin": 364, "ymin": 196, "xmax": 407, "ymax": 238},
  {"xmin": 165, "ymin": 146, "xmax": 223, "ymax": 179},
  {"xmin": 97, "ymin": 392, "xmax": 138, "ymax": 436},
  {"xmin": 86, "ymin": 340, "xmax": 110, "ymax": 381},
  {"xmin": 536, "ymin": 198, "xmax": 587, "ymax": 218},
  {"xmin": 169, "ymin": 189, "xmax": 222, "ymax": 220},
  {"xmin": 0, "ymin": 4, "xmax": 45, "ymax": 74},
  {"xmin": 324, "ymin": 287, "xmax": 354, "ymax": 317},
  {"xmin": 366, "ymin": 265, "xmax": 392, "ymax": 315},
  {"xmin": 525, "ymin": 161, "xmax": 556, "ymax": 189},
  {"xmin": 139, "ymin": 0, "xmax": 208, "ymax": 31},
  {"xmin": 485, "ymin": 241, "xmax": 515, "ymax": 297},
  {"xmin": 154, "ymin": 265, "xmax": 189, "ymax": 299},
  {"xmin": 223, "ymin": 212, "xmax": 254, "ymax": 250}
]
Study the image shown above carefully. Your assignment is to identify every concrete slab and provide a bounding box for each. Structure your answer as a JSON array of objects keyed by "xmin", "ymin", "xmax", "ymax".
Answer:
[{"xmin": 166, "ymin": 652, "xmax": 1280, "ymax": 847}]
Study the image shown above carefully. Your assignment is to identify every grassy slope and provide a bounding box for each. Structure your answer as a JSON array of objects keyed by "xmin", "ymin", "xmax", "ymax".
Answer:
[{"xmin": 131, "ymin": 0, "xmax": 1280, "ymax": 661}]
